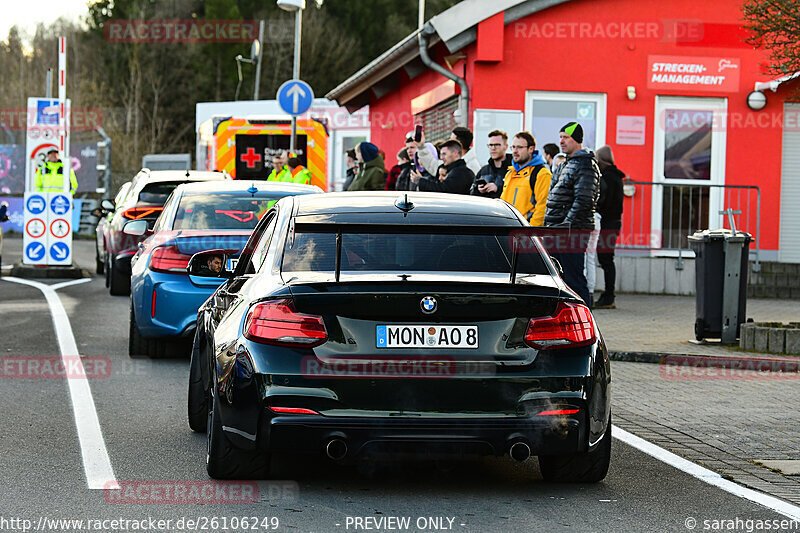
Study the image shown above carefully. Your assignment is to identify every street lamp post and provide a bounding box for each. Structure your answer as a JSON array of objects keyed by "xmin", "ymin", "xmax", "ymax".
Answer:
[{"xmin": 277, "ymin": 0, "xmax": 305, "ymax": 153}]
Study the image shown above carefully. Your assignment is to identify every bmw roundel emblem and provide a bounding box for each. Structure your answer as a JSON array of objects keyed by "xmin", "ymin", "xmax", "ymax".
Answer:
[{"xmin": 420, "ymin": 296, "xmax": 437, "ymax": 314}]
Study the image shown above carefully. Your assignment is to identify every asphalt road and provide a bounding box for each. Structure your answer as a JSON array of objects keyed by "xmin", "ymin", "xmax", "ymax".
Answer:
[{"xmin": 0, "ymin": 238, "xmax": 798, "ymax": 533}]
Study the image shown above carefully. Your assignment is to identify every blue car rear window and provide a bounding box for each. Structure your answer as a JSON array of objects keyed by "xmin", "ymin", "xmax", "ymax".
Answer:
[{"xmin": 173, "ymin": 194, "xmax": 280, "ymax": 230}]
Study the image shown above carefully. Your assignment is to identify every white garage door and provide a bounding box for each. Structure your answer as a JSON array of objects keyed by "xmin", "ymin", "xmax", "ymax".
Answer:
[{"xmin": 780, "ymin": 103, "xmax": 800, "ymax": 263}]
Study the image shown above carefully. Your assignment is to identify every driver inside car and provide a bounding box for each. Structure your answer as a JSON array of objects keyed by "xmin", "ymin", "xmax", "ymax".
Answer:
[{"xmin": 196, "ymin": 254, "xmax": 223, "ymax": 277}]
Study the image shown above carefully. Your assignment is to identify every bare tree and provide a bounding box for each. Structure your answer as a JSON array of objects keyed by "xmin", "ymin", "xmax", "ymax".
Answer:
[{"xmin": 743, "ymin": 0, "xmax": 800, "ymax": 76}]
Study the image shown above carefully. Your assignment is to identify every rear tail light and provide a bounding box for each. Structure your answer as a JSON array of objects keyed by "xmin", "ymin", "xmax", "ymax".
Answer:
[
  {"xmin": 245, "ymin": 299, "xmax": 327, "ymax": 347},
  {"xmin": 524, "ymin": 302, "xmax": 596, "ymax": 350},
  {"xmin": 122, "ymin": 206, "xmax": 163, "ymax": 220},
  {"xmin": 269, "ymin": 406, "xmax": 319, "ymax": 415},
  {"xmin": 149, "ymin": 245, "xmax": 191, "ymax": 274},
  {"xmin": 538, "ymin": 408, "xmax": 580, "ymax": 416}
]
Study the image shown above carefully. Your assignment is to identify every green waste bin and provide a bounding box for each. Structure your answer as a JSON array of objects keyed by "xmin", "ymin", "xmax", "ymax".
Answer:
[{"xmin": 688, "ymin": 229, "xmax": 751, "ymax": 343}]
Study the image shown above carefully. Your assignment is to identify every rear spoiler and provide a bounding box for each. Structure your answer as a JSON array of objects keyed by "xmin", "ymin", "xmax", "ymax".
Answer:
[{"xmin": 291, "ymin": 222, "xmax": 539, "ymax": 285}]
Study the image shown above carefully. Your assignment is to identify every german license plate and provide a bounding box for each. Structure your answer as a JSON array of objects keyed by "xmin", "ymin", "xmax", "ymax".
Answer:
[
  {"xmin": 376, "ymin": 325, "xmax": 478, "ymax": 349},
  {"xmin": 227, "ymin": 258, "xmax": 238, "ymax": 271}
]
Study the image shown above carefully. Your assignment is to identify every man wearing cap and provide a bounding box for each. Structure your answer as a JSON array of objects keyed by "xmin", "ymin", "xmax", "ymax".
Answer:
[
  {"xmin": 544, "ymin": 122, "xmax": 600, "ymax": 307},
  {"xmin": 347, "ymin": 142, "xmax": 385, "ymax": 191},
  {"xmin": 35, "ymin": 149, "xmax": 78, "ymax": 195}
]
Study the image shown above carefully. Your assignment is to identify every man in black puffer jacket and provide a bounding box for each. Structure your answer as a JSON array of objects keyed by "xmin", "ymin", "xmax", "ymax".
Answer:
[{"xmin": 544, "ymin": 122, "xmax": 600, "ymax": 307}]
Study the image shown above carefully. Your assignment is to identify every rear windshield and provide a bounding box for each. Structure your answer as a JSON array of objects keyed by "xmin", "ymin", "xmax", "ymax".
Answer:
[
  {"xmin": 282, "ymin": 232, "xmax": 549, "ymax": 275},
  {"xmin": 173, "ymin": 193, "xmax": 280, "ymax": 230},
  {"xmin": 138, "ymin": 182, "xmax": 182, "ymax": 205}
]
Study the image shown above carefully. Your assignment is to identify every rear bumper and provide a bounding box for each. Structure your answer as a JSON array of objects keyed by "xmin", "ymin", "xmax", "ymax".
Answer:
[
  {"xmin": 133, "ymin": 270, "xmax": 220, "ymax": 338},
  {"xmin": 260, "ymin": 412, "xmax": 584, "ymax": 457},
  {"xmin": 214, "ymin": 339, "xmax": 611, "ymax": 458}
]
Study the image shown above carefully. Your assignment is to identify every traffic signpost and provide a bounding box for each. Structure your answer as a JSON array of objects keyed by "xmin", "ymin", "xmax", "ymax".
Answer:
[
  {"xmin": 22, "ymin": 36, "xmax": 73, "ymax": 267},
  {"xmin": 277, "ymin": 79, "xmax": 314, "ymax": 153}
]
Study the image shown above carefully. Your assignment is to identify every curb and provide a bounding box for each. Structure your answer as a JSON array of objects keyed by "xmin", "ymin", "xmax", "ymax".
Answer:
[
  {"xmin": 9, "ymin": 263, "xmax": 90, "ymax": 279},
  {"xmin": 609, "ymin": 350, "xmax": 800, "ymax": 373}
]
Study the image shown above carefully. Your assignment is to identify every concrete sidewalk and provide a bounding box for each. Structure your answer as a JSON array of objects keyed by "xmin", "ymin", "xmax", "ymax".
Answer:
[{"xmin": 594, "ymin": 294, "xmax": 799, "ymax": 359}]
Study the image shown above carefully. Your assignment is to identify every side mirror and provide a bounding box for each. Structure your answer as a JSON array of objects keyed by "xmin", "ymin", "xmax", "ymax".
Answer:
[
  {"xmin": 550, "ymin": 255, "xmax": 564, "ymax": 276},
  {"xmin": 187, "ymin": 249, "xmax": 237, "ymax": 279},
  {"xmin": 101, "ymin": 199, "xmax": 115, "ymax": 211},
  {"xmin": 123, "ymin": 219, "xmax": 149, "ymax": 236}
]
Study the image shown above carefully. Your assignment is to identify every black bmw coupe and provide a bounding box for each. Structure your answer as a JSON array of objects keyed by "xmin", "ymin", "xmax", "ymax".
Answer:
[{"xmin": 187, "ymin": 191, "xmax": 611, "ymax": 483}]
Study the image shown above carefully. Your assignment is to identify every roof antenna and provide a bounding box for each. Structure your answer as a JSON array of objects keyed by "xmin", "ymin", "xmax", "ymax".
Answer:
[
  {"xmin": 185, "ymin": 169, "xmax": 190, "ymax": 178},
  {"xmin": 395, "ymin": 193, "xmax": 415, "ymax": 217},
  {"xmin": 248, "ymin": 183, "xmax": 258, "ymax": 196}
]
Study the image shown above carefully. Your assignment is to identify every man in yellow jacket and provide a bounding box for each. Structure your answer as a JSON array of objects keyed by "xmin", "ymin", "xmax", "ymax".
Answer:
[
  {"xmin": 35, "ymin": 149, "xmax": 78, "ymax": 195},
  {"xmin": 500, "ymin": 131, "xmax": 552, "ymax": 226},
  {"xmin": 267, "ymin": 151, "xmax": 289, "ymax": 182},
  {"xmin": 286, "ymin": 156, "xmax": 313, "ymax": 185}
]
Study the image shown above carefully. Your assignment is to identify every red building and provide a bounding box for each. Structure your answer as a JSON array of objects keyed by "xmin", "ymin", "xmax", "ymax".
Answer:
[{"xmin": 327, "ymin": 0, "xmax": 800, "ymax": 284}]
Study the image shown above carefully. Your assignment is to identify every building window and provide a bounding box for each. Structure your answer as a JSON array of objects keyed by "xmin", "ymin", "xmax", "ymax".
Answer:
[
  {"xmin": 525, "ymin": 91, "xmax": 607, "ymax": 151},
  {"xmin": 414, "ymin": 96, "xmax": 458, "ymax": 144},
  {"xmin": 652, "ymin": 96, "xmax": 727, "ymax": 251},
  {"xmin": 663, "ymin": 109, "xmax": 713, "ymax": 181}
]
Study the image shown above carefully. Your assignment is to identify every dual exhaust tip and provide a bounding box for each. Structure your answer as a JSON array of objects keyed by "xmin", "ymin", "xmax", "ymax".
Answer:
[{"xmin": 324, "ymin": 437, "xmax": 531, "ymax": 462}]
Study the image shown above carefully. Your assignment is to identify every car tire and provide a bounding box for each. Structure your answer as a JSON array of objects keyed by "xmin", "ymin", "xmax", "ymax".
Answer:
[
  {"xmin": 188, "ymin": 329, "xmax": 209, "ymax": 433},
  {"xmin": 128, "ymin": 304, "xmax": 149, "ymax": 358},
  {"xmin": 109, "ymin": 258, "xmax": 130, "ymax": 296},
  {"xmin": 206, "ymin": 388, "xmax": 270, "ymax": 480},
  {"xmin": 538, "ymin": 417, "xmax": 611, "ymax": 483},
  {"xmin": 96, "ymin": 244, "xmax": 104, "ymax": 275}
]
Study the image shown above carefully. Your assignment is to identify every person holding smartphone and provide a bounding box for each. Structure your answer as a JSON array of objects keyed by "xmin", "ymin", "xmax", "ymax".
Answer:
[{"xmin": 471, "ymin": 129, "xmax": 512, "ymax": 198}]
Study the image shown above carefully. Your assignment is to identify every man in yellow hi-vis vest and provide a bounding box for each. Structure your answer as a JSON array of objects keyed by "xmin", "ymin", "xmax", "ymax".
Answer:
[
  {"xmin": 35, "ymin": 149, "xmax": 78, "ymax": 195},
  {"xmin": 287, "ymin": 156, "xmax": 312, "ymax": 185},
  {"xmin": 267, "ymin": 151, "xmax": 289, "ymax": 182}
]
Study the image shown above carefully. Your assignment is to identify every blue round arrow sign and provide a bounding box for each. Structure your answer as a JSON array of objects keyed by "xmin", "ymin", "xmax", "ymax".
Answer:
[
  {"xmin": 277, "ymin": 79, "xmax": 314, "ymax": 116},
  {"xmin": 50, "ymin": 242, "xmax": 70, "ymax": 261},
  {"xmin": 25, "ymin": 242, "xmax": 46, "ymax": 262}
]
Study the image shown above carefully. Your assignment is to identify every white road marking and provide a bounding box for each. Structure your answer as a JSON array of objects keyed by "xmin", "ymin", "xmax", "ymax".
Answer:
[
  {"xmin": 614, "ymin": 425, "xmax": 800, "ymax": 521},
  {"xmin": 2, "ymin": 277, "xmax": 118, "ymax": 490}
]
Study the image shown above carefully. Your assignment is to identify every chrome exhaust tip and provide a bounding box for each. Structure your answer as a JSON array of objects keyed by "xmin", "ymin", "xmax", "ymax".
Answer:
[
  {"xmin": 325, "ymin": 438, "xmax": 348, "ymax": 460},
  {"xmin": 509, "ymin": 441, "xmax": 531, "ymax": 462}
]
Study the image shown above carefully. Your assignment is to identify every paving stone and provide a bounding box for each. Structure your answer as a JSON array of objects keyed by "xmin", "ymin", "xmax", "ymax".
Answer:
[
  {"xmin": 768, "ymin": 328, "xmax": 786, "ymax": 353},
  {"xmin": 759, "ymin": 461, "xmax": 800, "ymax": 475},
  {"xmin": 786, "ymin": 329, "xmax": 800, "ymax": 355},
  {"xmin": 754, "ymin": 327, "xmax": 770, "ymax": 352}
]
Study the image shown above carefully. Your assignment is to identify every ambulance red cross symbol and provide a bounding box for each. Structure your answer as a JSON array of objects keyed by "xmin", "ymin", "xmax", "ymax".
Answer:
[{"xmin": 240, "ymin": 147, "xmax": 262, "ymax": 169}]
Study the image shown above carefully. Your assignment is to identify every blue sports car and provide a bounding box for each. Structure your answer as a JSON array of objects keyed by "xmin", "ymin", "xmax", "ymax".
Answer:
[{"xmin": 127, "ymin": 180, "xmax": 322, "ymax": 357}]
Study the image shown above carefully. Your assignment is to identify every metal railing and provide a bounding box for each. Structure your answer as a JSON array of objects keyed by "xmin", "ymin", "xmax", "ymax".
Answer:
[{"xmin": 619, "ymin": 180, "xmax": 761, "ymax": 272}]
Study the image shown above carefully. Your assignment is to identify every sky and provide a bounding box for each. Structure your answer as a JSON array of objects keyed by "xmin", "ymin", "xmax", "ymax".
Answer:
[{"xmin": 0, "ymin": 0, "xmax": 88, "ymax": 41}]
